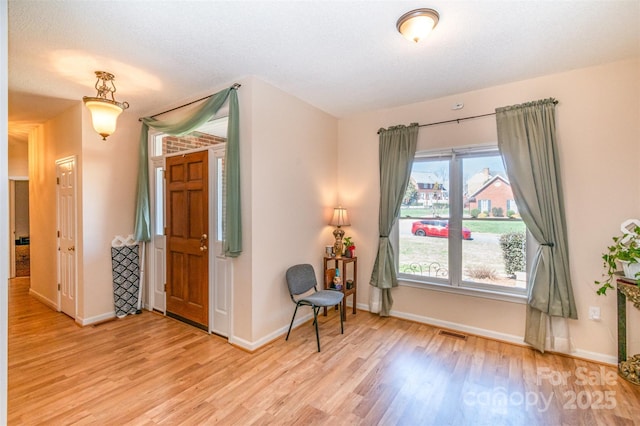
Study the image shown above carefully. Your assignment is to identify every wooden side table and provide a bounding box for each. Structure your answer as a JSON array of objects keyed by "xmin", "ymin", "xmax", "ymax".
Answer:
[
  {"xmin": 617, "ymin": 276, "xmax": 640, "ymax": 385},
  {"xmin": 323, "ymin": 256, "xmax": 357, "ymax": 321}
]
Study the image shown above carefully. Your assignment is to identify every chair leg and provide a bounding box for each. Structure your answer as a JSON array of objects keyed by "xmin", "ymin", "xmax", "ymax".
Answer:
[
  {"xmin": 313, "ymin": 306, "xmax": 321, "ymax": 352},
  {"xmin": 339, "ymin": 302, "xmax": 344, "ymax": 334},
  {"xmin": 286, "ymin": 304, "xmax": 300, "ymax": 341}
]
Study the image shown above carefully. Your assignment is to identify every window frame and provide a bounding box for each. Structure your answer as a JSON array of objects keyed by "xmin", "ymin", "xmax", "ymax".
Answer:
[{"xmin": 395, "ymin": 145, "xmax": 530, "ymax": 304}]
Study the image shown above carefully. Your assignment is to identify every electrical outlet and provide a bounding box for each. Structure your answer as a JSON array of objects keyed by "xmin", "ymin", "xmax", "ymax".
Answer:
[{"xmin": 588, "ymin": 306, "xmax": 601, "ymax": 321}]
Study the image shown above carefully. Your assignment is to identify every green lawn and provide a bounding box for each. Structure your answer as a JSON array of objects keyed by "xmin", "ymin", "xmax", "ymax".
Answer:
[
  {"xmin": 397, "ymin": 217, "xmax": 527, "ymax": 287},
  {"xmin": 463, "ymin": 220, "xmax": 526, "ymax": 234}
]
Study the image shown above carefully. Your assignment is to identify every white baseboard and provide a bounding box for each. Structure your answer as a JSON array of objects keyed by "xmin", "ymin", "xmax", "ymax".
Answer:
[
  {"xmin": 28, "ymin": 288, "xmax": 58, "ymax": 311},
  {"xmin": 389, "ymin": 307, "xmax": 526, "ymax": 347},
  {"xmin": 76, "ymin": 311, "xmax": 116, "ymax": 326},
  {"xmin": 356, "ymin": 302, "xmax": 617, "ymax": 365},
  {"xmin": 229, "ymin": 311, "xmax": 314, "ymax": 352},
  {"xmin": 571, "ymin": 349, "xmax": 617, "ymax": 365},
  {"xmin": 225, "ymin": 300, "xmax": 617, "ymax": 365}
]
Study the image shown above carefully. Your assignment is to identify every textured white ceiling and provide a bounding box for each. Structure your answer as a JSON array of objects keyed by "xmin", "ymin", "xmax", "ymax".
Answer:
[{"xmin": 8, "ymin": 0, "xmax": 640, "ymax": 138}]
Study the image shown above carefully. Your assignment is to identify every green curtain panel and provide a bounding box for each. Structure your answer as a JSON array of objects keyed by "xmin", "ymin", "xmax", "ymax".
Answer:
[
  {"xmin": 133, "ymin": 122, "xmax": 151, "ymax": 242},
  {"xmin": 133, "ymin": 86, "xmax": 242, "ymax": 257},
  {"xmin": 369, "ymin": 123, "xmax": 418, "ymax": 316},
  {"xmin": 495, "ymin": 98, "xmax": 577, "ymax": 352}
]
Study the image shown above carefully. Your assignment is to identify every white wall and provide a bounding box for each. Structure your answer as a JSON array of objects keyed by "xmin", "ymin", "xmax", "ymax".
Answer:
[
  {"xmin": 338, "ymin": 59, "xmax": 640, "ymax": 361},
  {"xmin": 1, "ymin": 0, "xmax": 9, "ymax": 420},
  {"xmin": 78, "ymin": 107, "xmax": 141, "ymax": 323},
  {"xmin": 27, "ymin": 101, "xmax": 142, "ymax": 323},
  {"xmin": 28, "ymin": 104, "xmax": 83, "ymax": 307},
  {"xmin": 8, "ymin": 137, "xmax": 28, "ymax": 177},
  {"xmin": 248, "ymin": 77, "xmax": 338, "ymax": 344}
]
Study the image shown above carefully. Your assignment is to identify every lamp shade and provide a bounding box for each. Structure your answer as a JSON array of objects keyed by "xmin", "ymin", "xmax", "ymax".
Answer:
[
  {"xmin": 397, "ymin": 8, "xmax": 439, "ymax": 43},
  {"xmin": 82, "ymin": 71, "xmax": 129, "ymax": 140},
  {"xmin": 84, "ymin": 99, "xmax": 125, "ymax": 140},
  {"xmin": 330, "ymin": 207, "xmax": 351, "ymax": 227}
]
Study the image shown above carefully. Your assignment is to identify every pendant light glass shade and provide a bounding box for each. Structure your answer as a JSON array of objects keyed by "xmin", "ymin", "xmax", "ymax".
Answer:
[
  {"xmin": 397, "ymin": 8, "xmax": 439, "ymax": 43},
  {"xmin": 84, "ymin": 99, "xmax": 126, "ymax": 140},
  {"xmin": 83, "ymin": 71, "xmax": 129, "ymax": 140}
]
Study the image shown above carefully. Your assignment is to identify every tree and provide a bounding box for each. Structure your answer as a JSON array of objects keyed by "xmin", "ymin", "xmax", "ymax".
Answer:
[{"xmin": 403, "ymin": 179, "xmax": 419, "ymax": 205}]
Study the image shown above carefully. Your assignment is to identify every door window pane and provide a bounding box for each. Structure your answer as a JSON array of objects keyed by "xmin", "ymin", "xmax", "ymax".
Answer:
[{"xmin": 155, "ymin": 167, "xmax": 164, "ymax": 235}]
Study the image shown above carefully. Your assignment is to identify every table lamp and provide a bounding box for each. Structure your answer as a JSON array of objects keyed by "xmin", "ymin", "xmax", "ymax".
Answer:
[{"xmin": 329, "ymin": 206, "xmax": 350, "ymax": 257}]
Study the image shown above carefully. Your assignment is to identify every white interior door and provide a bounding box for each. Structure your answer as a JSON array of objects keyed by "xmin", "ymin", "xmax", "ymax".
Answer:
[{"xmin": 56, "ymin": 156, "xmax": 77, "ymax": 318}]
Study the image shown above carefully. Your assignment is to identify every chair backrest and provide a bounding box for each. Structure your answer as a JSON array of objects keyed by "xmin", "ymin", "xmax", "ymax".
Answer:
[{"xmin": 286, "ymin": 264, "xmax": 318, "ymax": 297}]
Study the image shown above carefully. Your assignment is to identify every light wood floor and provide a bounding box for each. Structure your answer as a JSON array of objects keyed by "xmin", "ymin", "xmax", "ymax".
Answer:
[{"xmin": 8, "ymin": 277, "xmax": 640, "ymax": 425}]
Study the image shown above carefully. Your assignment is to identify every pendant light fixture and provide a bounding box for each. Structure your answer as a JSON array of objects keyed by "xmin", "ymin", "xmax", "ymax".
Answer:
[
  {"xmin": 83, "ymin": 71, "xmax": 129, "ymax": 140},
  {"xmin": 396, "ymin": 8, "xmax": 440, "ymax": 43}
]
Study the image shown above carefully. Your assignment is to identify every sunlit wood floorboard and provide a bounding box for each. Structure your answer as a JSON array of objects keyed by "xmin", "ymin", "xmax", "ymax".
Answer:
[{"xmin": 8, "ymin": 277, "xmax": 640, "ymax": 425}]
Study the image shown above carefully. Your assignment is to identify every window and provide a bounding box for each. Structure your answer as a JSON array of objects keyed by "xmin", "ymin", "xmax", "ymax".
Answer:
[
  {"xmin": 398, "ymin": 147, "xmax": 528, "ymax": 296},
  {"xmin": 478, "ymin": 199, "xmax": 491, "ymax": 214},
  {"xmin": 154, "ymin": 166, "xmax": 164, "ymax": 235},
  {"xmin": 151, "ymin": 116, "xmax": 228, "ymax": 157}
]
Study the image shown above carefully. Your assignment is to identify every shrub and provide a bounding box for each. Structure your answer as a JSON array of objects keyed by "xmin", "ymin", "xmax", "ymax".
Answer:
[
  {"xmin": 466, "ymin": 265, "xmax": 497, "ymax": 280},
  {"xmin": 470, "ymin": 208, "xmax": 480, "ymax": 218},
  {"xmin": 478, "ymin": 212, "xmax": 488, "ymax": 218},
  {"xmin": 507, "ymin": 210, "xmax": 516, "ymax": 218},
  {"xmin": 499, "ymin": 232, "xmax": 526, "ymax": 276},
  {"xmin": 492, "ymin": 207, "xmax": 504, "ymax": 217}
]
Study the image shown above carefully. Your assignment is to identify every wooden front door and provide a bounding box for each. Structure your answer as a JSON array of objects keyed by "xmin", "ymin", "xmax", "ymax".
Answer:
[{"xmin": 166, "ymin": 151, "xmax": 209, "ymax": 328}]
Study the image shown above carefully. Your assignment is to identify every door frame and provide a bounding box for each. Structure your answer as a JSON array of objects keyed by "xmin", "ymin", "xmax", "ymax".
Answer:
[
  {"xmin": 146, "ymin": 131, "xmax": 232, "ymax": 337},
  {"xmin": 9, "ymin": 178, "xmax": 29, "ymax": 278},
  {"xmin": 209, "ymin": 147, "xmax": 232, "ymax": 337},
  {"xmin": 148, "ymin": 154, "xmax": 166, "ymax": 313}
]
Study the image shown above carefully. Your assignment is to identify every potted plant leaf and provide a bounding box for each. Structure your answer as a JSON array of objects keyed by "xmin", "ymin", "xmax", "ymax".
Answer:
[
  {"xmin": 343, "ymin": 236, "xmax": 356, "ymax": 258},
  {"xmin": 595, "ymin": 221, "xmax": 640, "ymax": 295}
]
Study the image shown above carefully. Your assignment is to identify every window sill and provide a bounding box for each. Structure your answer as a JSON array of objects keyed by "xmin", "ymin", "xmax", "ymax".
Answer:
[{"xmin": 398, "ymin": 276, "xmax": 528, "ymax": 305}]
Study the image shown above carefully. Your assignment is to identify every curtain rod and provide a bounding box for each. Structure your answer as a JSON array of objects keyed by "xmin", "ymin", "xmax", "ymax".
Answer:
[
  {"xmin": 377, "ymin": 111, "xmax": 496, "ymax": 134},
  {"xmin": 139, "ymin": 83, "xmax": 241, "ymax": 122}
]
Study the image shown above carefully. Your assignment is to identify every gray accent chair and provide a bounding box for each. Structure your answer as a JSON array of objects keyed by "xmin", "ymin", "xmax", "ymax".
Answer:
[{"xmin": 285, "ymin": 264, "xmax": 344, "ymax": 352}]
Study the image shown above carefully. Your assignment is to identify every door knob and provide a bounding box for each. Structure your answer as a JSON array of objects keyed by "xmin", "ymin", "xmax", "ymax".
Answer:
[
  {"xmin": 68, "ymin": 246, "xmax": 75, "ymax": 252},
  {"xmin": 200, "ymin": 245, "xmax": 208, "ymax": 252}
]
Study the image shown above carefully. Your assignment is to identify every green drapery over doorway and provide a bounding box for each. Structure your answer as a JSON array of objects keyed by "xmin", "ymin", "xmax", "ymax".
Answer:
[{"xmin": 133, "ymin": 86, "xmax": 242, "ymax": 257}]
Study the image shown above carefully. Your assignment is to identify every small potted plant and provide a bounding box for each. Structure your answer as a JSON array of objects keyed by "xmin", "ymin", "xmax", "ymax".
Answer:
[
  {"xmin": 343, "ymin": 236, "xmax": 356, "ymax": 258},
  {"xmin": 595, "ymin": 221, "xmax": 640, "ymax": 295}
]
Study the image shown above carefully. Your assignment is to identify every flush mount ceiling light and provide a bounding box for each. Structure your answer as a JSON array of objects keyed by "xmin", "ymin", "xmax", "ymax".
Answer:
[
  {"xmin": 396, "ymin": 8, "xmax": 440, "ymax": 43},
  {"xmin": 83, "ymin": 71, "xmax": 129, "ymax": 140}
]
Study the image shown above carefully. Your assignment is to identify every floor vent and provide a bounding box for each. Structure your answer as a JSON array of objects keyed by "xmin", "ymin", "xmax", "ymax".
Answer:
[{"xmin": 438, "ymin": 329, "xmax": 468, "ymax": 340}]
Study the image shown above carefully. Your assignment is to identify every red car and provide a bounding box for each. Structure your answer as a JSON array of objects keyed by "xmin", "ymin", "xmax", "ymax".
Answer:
[{"xmin": 411, "ymin": 220, "xmax": 472, "ymax": 240}]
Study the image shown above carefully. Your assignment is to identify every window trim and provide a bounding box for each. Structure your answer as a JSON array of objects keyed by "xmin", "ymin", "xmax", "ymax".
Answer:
[{"xmin": 395, "ymin": 145, "xmax": 531, "ymax": 301}]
